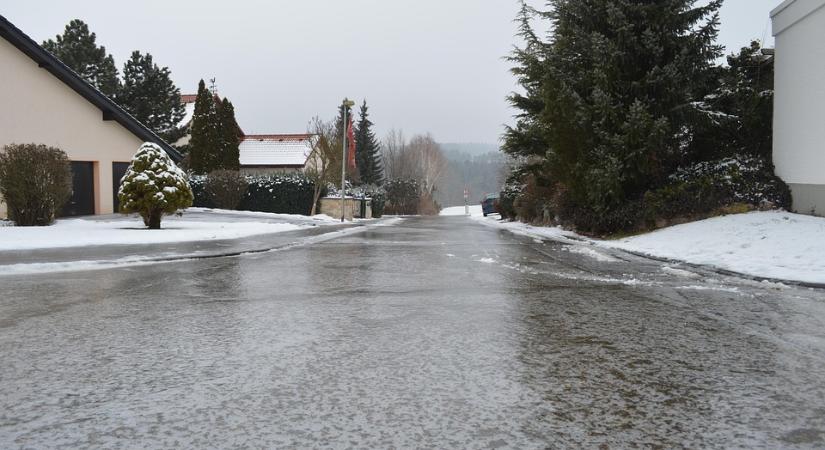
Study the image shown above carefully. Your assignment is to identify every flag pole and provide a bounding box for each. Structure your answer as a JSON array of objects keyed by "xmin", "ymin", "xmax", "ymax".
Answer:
[{"xmin": 340, "ymin": 98, "xmax": 354, "ymax": 222}]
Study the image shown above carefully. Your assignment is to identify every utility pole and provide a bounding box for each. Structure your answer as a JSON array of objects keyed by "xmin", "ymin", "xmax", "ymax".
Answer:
[{"xmin": 340, "ymin": 98, "xmax": 355, "ymax": 222}]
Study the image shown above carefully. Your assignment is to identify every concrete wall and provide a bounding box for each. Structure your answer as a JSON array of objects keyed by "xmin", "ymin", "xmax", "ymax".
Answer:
[
  {"xmin": 319, "ymin": 198, "xmax": 372, "ymax": 221},
  {"xmin": 0, "ymin": 37, "xmax": 145, "ymax": 218},
  {"xmin": 772, "ymin": 0, "xmax": 825, "ymax": 215}
]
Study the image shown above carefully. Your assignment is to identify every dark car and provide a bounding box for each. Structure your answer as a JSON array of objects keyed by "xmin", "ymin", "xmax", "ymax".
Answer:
[{"xmin": 480, "ymin": 193, "xmax": 499, "ymax": 217}]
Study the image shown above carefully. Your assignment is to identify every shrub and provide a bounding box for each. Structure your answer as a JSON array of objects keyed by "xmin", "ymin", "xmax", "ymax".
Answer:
[
  {"xmin": 644, "ymin": 155, "xmax": 791, "ymax": 225},
  {"xmin": 192, "ymin": 172, "xmax": 317, "ymax": 215},
  {"xmin": 498, "ymin": 178, "xmax": 522, "ymax": 220},
  {"xmin": 384, "ymin": 179, "xmax": 420, "ymax": 215},
  {"xmin": 557, "ymin": 193, "xmax": 646, "ymax": 236},
  {"xmin": 0, "ymin": 143, "xmax": 72, "ymax": 226},
  {"xmin": 240, "ymin": 173, "xmax": 316, "ymax": 215},
  {"xmin": 204, "ymin": 170, "xmax": 248, "ymax": 210},
  {"xmin": 118, "ymin": 142, "xmax": 194, "ymax": 229},
  {"xmin": 417, "ymin": 192, "xmax": 441, "ymax": 216}
]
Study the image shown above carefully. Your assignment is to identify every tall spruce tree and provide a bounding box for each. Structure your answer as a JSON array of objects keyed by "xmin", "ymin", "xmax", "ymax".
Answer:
[
  {"xmin": 507, "ymin": 0, "xmax": 722, "ymax": 218},
  {"xmin": 217, "ymin": 98, "xmax": 242, "ymax": 171},
  {"xmin": 354, "ymin": 101, "xmax": 384, "ymax": 185},
  {"xmin": 43, "ymin": 20, "xmax": 120, "ymax": 97},
  {"xmin": 116, "ymin": 51, "xmax": 186, "ymax": 142},
  {"xmin": 188, "ymin": 80, "xmax": 221, "ymax": 174},
  {"xmin": 691, "ymin": 41, "xmax": 775, "ymax": 163}
]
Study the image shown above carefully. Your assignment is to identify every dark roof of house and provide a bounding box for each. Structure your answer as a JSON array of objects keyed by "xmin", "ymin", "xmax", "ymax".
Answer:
[{"xmin": 0, "ymin": 14, "xmax": 182, "ymax": 162}]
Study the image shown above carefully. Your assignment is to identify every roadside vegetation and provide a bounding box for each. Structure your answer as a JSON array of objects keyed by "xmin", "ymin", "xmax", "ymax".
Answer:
[
  {"xmin": 500, "ymin": 1, "xmax": 788, "ymax": 236},
  {"xmin": 118, "ymin": 143, "xmax": 193, "ymax": 229},
  {"xmin": 0, "ymin": 144, "xmax": 72, "ymax": 226}
]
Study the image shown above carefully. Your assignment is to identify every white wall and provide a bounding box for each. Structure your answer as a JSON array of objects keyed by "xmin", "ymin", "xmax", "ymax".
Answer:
[
  {"xmin": 772, "ymin": 0, "xmax": 825, "ymax": 185},
  {"xmin": 0, "ymin": 37, "xmax": 144, "ymax": 217}
]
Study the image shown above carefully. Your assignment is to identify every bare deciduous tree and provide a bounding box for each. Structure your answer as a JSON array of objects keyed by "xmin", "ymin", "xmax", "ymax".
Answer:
[
  {"xmin": 306, "ymin": 117, "xmax": 342, "ymax": 215},
  {"xmin": 407, "ymin": 134, "xmax": 448, "ymax": 195}
]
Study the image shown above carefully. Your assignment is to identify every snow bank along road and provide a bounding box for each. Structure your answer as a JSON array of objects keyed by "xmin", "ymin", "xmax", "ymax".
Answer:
[
  {"xmin": 2, "ymin": 216, "xmax": 825, "ymax": 448},
  {"xmin": 0, "ymin": 211, "xmax": 393, "ymax": 276},
  {"xmin": 464, "ymin": 209, "xmax": 825, "ymax": 286}
]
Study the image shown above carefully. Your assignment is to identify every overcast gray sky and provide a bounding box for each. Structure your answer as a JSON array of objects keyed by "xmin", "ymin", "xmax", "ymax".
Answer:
[{"xmin": 4, "ymin": 0, "xmax": 780, "ymax": 144}]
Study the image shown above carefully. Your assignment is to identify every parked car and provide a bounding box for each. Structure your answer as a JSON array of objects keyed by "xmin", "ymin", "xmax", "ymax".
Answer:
[{"xmin": 481, "ymin": 193, "xmax": 499, "ymax": 217}]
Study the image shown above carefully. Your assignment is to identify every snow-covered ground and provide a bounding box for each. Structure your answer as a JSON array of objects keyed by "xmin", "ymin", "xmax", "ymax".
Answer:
[
  {"xmin": 0, "ymin": 217, "xmax": 306, "ymax": 251},
  {"xmin": 186, "ymin": 207, "xmax": 339, "ymax": 223},
  {"xmin": 440, "ymin": 205, "xmax": 484, "ymax": 217},
  {"xmin": 473, "ymin": 210, "xmax": 825, "ymax": 285}
]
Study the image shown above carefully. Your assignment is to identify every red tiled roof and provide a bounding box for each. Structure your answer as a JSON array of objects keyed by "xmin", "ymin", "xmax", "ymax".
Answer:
[{"xmin": 180, "ymin": 94, "xmax": 198, "ymax": 103}]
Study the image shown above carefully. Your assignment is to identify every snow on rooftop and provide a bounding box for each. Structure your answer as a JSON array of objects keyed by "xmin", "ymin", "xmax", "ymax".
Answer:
[
  {"xmin": 178, "ymin": 101, "xmax": 196, "ymax": 128},
  {"xmin": 240, "ymin": 135, "xmax": 315, "ymax": 167}
]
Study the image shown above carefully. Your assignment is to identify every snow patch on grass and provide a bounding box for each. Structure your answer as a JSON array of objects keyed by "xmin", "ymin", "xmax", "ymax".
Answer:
[
  {"xmin": 603, "ymin": 211, "xmax": 825, "ymax": 284},
  {"xmin": 473, "ymin": 210, "xmax": 825, "ymax": 285},
  {"xmin": 0, "ymin": 218, "xmax": 306, "ymax": 251}
]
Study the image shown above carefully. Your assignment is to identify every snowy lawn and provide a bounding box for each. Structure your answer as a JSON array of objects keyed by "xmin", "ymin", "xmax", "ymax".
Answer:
[
  {"xmin": 0, "ymin": 218, "xmax": 306, "ymax": 251},
  {"xmin": 186, "ymin": 207, "xmax": 340, "ymax": 223},
  {"xmin": 604, "ymin": 211, "xmax": 825, "ymax": 284},
  {"xmin": 473, "ymin": 210, "xmax": 825, "ymax": 285}
]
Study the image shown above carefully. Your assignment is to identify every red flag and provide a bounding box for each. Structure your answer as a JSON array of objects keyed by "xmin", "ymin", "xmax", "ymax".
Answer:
[{"xmin": 347, "ymin": 116, "xmax": 356, "ymax": 170}]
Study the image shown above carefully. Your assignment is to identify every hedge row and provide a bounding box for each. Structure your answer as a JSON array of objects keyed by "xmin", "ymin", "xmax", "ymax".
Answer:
[{"xmin": 191, "ymin": 173, "xmax": 317, "ymax": 215}]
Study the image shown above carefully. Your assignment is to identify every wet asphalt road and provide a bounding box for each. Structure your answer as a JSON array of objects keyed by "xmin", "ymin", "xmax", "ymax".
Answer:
[{"xmin": 2, "ymin": 216, "xmax": 825, "ymax": 449}]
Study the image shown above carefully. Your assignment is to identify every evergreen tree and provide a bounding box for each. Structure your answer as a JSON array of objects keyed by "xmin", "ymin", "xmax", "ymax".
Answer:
[
  {"xmin": 334, "ymin": 102, "xmax": 354, "ymax": 141},
  {"xmin": 354, "ymin": 101, "xmax": 384, "ymax": 185},
  {"xmin": 217, "ymin": 98, "xmax": 242, "ymax": 171},
  {"xmin": 118, "ymin": 142, "xmax": 193, "ymax": 229},
  {"xmin": 43, "ymin": 20, "xmax": 120, "ymax": 97},
  {"xmin": 116, "ymin": 51, "xmax": 186, "ymax": 142},
  {"xmin": 333, "ymin": 101, "xmax": 357, "ymax": 182},
  {"xmin": 691, "ymin": 41, "xmax": 774, "ymax": 163},
  {"xmin": 188, "ymin": 80, "xmax": 221, "ymax": 174},
  {"xmin": 506, "ymin": 0, "xmax": 723, "ymax": 216}
]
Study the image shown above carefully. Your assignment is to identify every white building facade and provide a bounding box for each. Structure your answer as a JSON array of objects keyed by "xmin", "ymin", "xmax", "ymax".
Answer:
[{"xmin": 771, "ymin": 0, "xmax": 825, "ymax": 215}]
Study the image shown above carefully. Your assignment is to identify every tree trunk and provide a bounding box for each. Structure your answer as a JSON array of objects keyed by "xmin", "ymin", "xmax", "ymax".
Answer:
[
  {"xmin": 147, "ymin": 210, "xmax": 162, "ymax": 229},
  {"xmin": 310, "ymin": 187, "xmax": 321, "ymax": 216}
]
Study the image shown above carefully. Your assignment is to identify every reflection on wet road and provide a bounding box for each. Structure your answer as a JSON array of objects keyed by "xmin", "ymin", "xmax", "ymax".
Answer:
[{"xmin": 2, "ymin": 216, "xmax": 825, "ymax": 448}]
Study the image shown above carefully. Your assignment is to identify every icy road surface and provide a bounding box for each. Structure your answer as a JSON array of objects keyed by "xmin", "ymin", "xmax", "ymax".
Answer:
[{"xmin": 2, "ymin": 216, "xmax": 825, "ymax": 448}]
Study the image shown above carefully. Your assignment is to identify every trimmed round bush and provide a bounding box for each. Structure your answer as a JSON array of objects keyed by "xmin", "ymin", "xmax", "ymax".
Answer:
[
  {"xmin": 0, "ymin": 143, "xmax": 72, "ymax": 226},
  {"xmin": 118, "ymin": 142, "xmax": 193, "ymax": 229}
]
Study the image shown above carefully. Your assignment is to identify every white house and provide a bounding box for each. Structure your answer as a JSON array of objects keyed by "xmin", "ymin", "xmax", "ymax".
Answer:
[
  {"xmin": 771, "ymin": 0, "xmax": 825, "ymax": 215},
  {"xmin": 0, "ymin": 15, "xmax": 180, "ymax": 218},
  {"xmin": 239, "ymin": 134, "xmax": 318, "ymax": 174}
]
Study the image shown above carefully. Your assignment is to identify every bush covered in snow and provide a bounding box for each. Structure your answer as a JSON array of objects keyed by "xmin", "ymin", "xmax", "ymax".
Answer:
[
  {"xmin": 191, "ymin": 172, "xmax": 317, "ymax": 215},
  {"xmin": 497, "ymin": 155, "xmax": 791, "ymax": 235},
  {"xmin": 497, "ymin": 177, "xmax": 523, "ymax": 220},
  {"xmin": 644, "ymin": 155, "xmax": 791, "ymax": 223},
  {"xmin": 383, "ymin": 179, "xmax": 420, "ymax": 215},
  {"xmin": 0, "ymin": 143, "xmax": 72, "ymax": 226},
  {"xmin": 118, "ymin": 142, "xmax": 193, "ymax": 229},
  {"xmin": 204, "ymin": 170, "xmax": 248, "ymax": 210}
]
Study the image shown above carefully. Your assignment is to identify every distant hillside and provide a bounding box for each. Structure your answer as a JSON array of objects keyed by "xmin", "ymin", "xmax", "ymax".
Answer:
[
  {"xmin": 439, "ymin": 142, "xmax": 501, "ymax": 157},
  {"xmin": 435, "ymin": 148, "xmax": 509, "ymax": 208}
]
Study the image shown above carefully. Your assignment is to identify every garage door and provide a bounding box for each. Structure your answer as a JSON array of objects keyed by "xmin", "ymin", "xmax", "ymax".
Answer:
[
  {"xmin": 112, "ymin": 162, "xmax": 131, "ymax": 213},
  {"xmin": 60, "ymin": 161, "xmax": 95, "ymax": 217}
]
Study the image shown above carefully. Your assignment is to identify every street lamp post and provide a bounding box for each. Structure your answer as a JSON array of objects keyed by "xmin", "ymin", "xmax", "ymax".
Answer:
[{"xmin": 340, "ymin": 98, "xmax": 355, "ymax": 222}]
